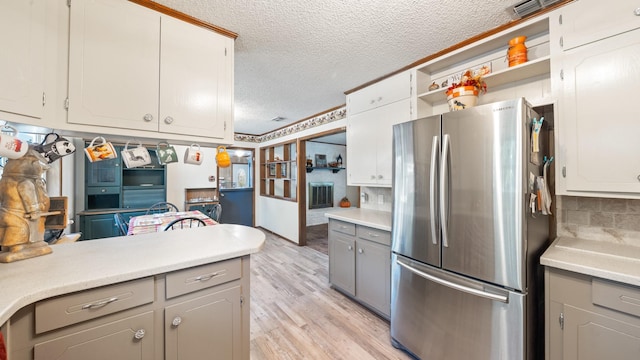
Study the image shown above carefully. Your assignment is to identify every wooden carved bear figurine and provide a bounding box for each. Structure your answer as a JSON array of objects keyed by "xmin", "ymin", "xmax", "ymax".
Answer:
[{"xmin": 0, "ymin": 148, "xmax": 53, "ymax": 262}]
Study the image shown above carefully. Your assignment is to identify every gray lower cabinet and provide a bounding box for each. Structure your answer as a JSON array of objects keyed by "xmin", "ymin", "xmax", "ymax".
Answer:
[
  {"xmin": 33, "ymin": 311, "xmax": 154, "ymax": 360},
  {"xmin": 546, "ymin": 267, "xmax": 640, "ymax": 360},
  {"xmin": 8, "ymin": 257, "xmax": 249, "ymax": 360},
  {"xmin": 328, "ymin": 218, "xmax": 391, "ymax": 318}
]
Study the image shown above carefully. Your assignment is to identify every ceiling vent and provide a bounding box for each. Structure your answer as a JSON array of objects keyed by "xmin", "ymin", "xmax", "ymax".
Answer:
[
  {"xmin": 270, "ymin": 116, "xmax": 286, "ymax": 122},
  {"xmin": 512, "ymin": 0, "xmax": 561, "ymax": 18}
]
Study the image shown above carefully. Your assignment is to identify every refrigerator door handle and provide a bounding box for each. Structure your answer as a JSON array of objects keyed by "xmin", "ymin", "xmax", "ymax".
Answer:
[
  {"xmin": 396, "ymin": 258, "xmax": 509, "ymax": 303},
  {"xmin": 429, "ymin": 135, "xmax": 440, "ymax": 245},
  {"xmin": 439, "ymin": 134, "xmax": 450, "ymax": 248}
]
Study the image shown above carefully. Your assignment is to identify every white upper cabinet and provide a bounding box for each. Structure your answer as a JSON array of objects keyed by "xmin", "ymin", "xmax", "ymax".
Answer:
[
  {"xmin": 559, "ymin": 0, "xmax": 640, "ymax": 51},
  {"xmin": 554, "ymin": 0, "xmax": 640, "ymax": 197},
  {"xmin": 0, "ymin": 0, "xmax": 46, "ymax": 120},
  {"xmin": 347, "ymin": 97, "xmax": 411, "ymax": 187},
  {"xmin": 159, "ymin": 16, "xmax": 232, "ymax": 139},
  {"xmin": 347, "ymin": 71, "xmax": 412, "ymax": 116},
  {"xmin": 68, "ymin": 0, "xmax": 234, "ymax": 143},
  {"xmin": 347, "ymin": 71, "xmax": 412, "ymax": 187},
  {"xmin": 68, "ymin": 0, "xmax": 160, "ymax": 132}
]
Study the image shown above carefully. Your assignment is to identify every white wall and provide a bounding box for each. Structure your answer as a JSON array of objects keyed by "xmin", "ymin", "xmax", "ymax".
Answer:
[
  {"xmin": 166, "ymin": 144, "xmax": 219, "ymax": 210},
  {"xmin": 239, "ymin": 117, "xmax": 348, "ymax": 242}
]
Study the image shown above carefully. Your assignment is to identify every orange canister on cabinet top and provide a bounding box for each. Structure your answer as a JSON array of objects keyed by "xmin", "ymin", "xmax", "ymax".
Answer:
[{"xmin": 508, "ymin": 36, "xmax": 527, "ymax": 67}]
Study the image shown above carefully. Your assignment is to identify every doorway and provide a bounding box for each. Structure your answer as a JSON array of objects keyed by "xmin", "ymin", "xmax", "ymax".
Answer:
[
  {"xmin": 217, "ymin": 147, "xmax": 255, "ymax": 226},
  {"xmin": 298, "ymin": 128, "xmax": 358, "ymax": 254}
]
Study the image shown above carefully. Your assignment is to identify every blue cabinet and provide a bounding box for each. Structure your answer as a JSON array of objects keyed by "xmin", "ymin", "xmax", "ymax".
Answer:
[{"xmin": 79, "ymin": 210, "xmax": 146, "ymax": 240}]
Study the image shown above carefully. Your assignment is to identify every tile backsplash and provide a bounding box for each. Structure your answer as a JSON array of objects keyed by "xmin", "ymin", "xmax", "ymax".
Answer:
[
  {"xmin": 360, "ymin": 187, "xmax": 392, "ymax": 212},
  {"xmin": 557, "ymin": 195, "xmax": 640, "ymax": 247}
]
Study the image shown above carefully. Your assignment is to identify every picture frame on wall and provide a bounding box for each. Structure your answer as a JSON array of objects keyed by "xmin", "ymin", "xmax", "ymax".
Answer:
[
  {"xmin": 268, "ymin": 163, "xmax": 276, "ymax": 177},
  {"xmin": 281, "ymin": 163, "xmax": 288, "ymax": 178},
  {"xmin": 315, "ymin": 154, "xmax": 327, "ymax": 167}
]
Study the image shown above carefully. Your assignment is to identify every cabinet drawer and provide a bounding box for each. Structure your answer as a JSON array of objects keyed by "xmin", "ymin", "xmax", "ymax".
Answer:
[
  {"xmin": 357, "ymin": 226, "xmax": 390, "ymax": 246},
  {"xmin": 329, "ymin": 219, "xmax": 356, "ymax": 236},
  {"xmin": 86, "ymin": 186, "xmax": 120, "ymax": 195},
  {"xmin": 35, "ymin": 277, "xmax": 154, "ymax": 334},
  {"xmin": 592, "ymin": 278, "xmax": 640, "ymax": 318},
  {"xmin": 165, "ymin": 258, "xmax": 242, "ymax": 299}
]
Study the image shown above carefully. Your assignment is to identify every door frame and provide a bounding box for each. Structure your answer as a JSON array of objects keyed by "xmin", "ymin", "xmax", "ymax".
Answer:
[
  {"xmin": 297, "ymin": 127, "xmax": 346, "ymax": 246},
  {"xmin": 216, "ymin": 146, "xmax": 256, "ymax": 226}
]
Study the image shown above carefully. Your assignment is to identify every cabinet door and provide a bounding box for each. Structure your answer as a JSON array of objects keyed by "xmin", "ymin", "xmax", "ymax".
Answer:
[
  {"xmin": 563, "ymin": 305, "xmax": 640, "ymax": 360},
  {"xmin": 80, "ymin": 214, "xmax": 118, "ymax": 240},
  {"xmin": 34, "ymin": 311, "xmax": 154, "ymax": 360},
  {"xmin": 356, "ymin": 238, "xmax": 391, "ymax": 317},
  {"xmin": 165, "ymin": 285, "xmax": 242, "ymax": 360},
  {"xmin": 85, "ymin": 152, "xmax": 122, "ymax": 187},
  {"xmin": 560, "ymin": 0, "xmax": 640, "ymax": 51},
  {"xmin": 375, "ymin": 98, "xmax": 411, "ymax": 186},
  {"xmin": 561, "ymin": 27, "xmax": 640, "ymax": 193},
  {"xmin": 328, "ymin": 232, "xmax": 356, "ymax": 296},
  {"xmin": 347, "ymin": 71, "xmax": 411, "ymax": 115},
  {"xmin": 347, "ymin": 98, "xmax": 411, "ymax": 186},
  {"xmin": 68, "ymin": 0, "xmax": 160, "ymax": 131},
  {"xmin": 0, "ymin": 0, "xmax": 45, "ymax": 119},
  {"xmin": 159, "ymin": 15, "xmax": 232, "ymax": 139}
]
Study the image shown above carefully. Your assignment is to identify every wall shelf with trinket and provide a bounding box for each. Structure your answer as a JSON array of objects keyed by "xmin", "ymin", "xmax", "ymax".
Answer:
[{"xmin": 413, "ymin": 15, "xmax": 551, "ymax": 116}]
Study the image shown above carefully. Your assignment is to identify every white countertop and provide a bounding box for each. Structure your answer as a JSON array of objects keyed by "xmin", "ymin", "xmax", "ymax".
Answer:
[
  {"xmin": 0, "ymin": 224, "xmax": 265, "ymax": 325},
  {"xmin": 325, "ymin": 208, "xmax": 392, "ymax": 231},
  {"xmin": 541, "ymin": 237, "xmax": 640, "ymax": 287}
]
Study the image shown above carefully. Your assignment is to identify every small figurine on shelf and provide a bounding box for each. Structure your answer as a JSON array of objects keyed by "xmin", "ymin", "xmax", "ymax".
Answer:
[
  {"xmin": 306, "ymin": 157, "xmax": 313, "ymax": 168},
  {"xmin": 337, "ymin": 154, "xmax": 343, "ymax": 167},
  {"xmin": 428, "ymin": 82, "xmax": 440, "ymax": 91}
]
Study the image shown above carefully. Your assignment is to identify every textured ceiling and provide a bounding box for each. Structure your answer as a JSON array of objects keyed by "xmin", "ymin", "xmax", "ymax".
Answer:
[{"xmin": 154, "ymin": 0, "xmax": 517, "ymax": 135}]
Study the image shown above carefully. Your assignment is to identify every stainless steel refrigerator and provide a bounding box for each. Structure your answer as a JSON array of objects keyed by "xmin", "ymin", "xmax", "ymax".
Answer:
[{"xmin": 390, "ymin": 98, "xmax": 551, "ymax": 360}]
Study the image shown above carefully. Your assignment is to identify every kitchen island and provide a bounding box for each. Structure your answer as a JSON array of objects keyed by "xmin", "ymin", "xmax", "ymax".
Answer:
[{"xmin": 0, "ymin": 224, "xmax": 265, "ymax": 360}]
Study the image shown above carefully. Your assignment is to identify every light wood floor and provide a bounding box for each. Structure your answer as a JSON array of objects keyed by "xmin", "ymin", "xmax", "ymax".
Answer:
[{"xmin": 250, "ymin": 230, "xmax": 413, "ymax": 360}]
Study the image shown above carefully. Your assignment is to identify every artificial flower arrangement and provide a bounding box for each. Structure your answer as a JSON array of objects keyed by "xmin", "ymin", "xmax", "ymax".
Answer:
[
  {"xmin": 446, "ymin": 69, "xmax": 488, "ymax": 95},
  {"xmin": 445, "ymin": 69, "xmax": 488, "ymax": 111}
]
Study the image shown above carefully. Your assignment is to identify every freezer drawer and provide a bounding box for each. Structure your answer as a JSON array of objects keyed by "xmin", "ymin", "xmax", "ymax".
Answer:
[{"xmin": 390, "ymin": 254, "xmax": 528, "ymax": 360}]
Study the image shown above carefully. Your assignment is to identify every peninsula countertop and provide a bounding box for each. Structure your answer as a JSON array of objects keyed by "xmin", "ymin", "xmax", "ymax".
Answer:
[
  {"xmin": 325, "ymin": 208, "xmax": 392, "ymax": 231},
  {"xmin": 540, "ymin": 236, "xmax": 640, "ymax": 287},
  {"xmin": 0, "ymin": 224, "xmax": 265, "ymax": 325}
]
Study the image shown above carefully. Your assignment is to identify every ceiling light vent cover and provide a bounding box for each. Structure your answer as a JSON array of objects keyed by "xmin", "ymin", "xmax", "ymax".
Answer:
[{"xmin": 270, "ymin": 116, "xmax": 286, "ymax": 122}]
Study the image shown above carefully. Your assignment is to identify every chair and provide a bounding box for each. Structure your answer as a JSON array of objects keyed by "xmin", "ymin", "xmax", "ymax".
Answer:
[
  {"xmin": 145, "ymin": 201, "xmax": 179, "ymax": 215},
  {"xmin": 114, "ymin": 213, "xmax": 129, "ymax": 236},
  {"xmin": 163, "ymin": 217, "xmax": 207, "ymax": 231},
  {"xmin": 207, "ymin": 204, "xmax": 222, "ymax": 223}
]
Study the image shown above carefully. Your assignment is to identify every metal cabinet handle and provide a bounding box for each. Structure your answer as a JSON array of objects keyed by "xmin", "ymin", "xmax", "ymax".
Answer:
[
  {"xmin": 81, "ymin": 297, "xmax": 118, "ymax": 310},
  {"xmin": 194, "ymin": 272, "xmax": 220, "ymax": 282},
  {"xmin": 358, "ymin": 248, "xmax": 364, "ymax": 254},
  {"xmin": 370, "ymin": 175, "xmax": 376, "ymax": 180},
  {"xmin": 367, "ymin": 232, "xmax": 379, "ymax": 237},
  {"xmin": 134, "ymin": 329, "xmax": 146, "ymax": 340},
  {"xmin": 347, "ymin": 245, "xmax": 353, "ymax": 251},
  {"xmin": 101, "ymin": 188, "xmax": 106, "ymax": 193},
  {"xmin": 143, "ymin": 113, "xmax": 153, "ymax": 122},
  {"xmin": 377, "ymin": 175, "xmax": 383, "ymax": 180},
  {"xmin": 164, "ymin": 116, "xmax": 174, "ymax": 124},
  {"xmin": 637, "ymin": 174, "xmax": 640, "ymax": 182},
  {"xmin": 172, "ymin": 316, "xmax": 182, "ymax": 327},
  {"xmin": 634, "ymin": 7, "xmax": 640, "ymax": 16}
]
